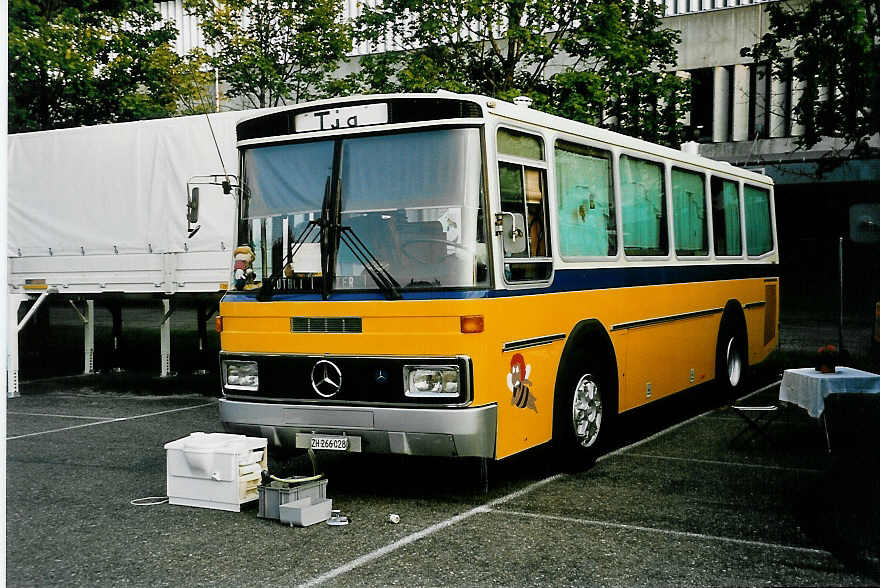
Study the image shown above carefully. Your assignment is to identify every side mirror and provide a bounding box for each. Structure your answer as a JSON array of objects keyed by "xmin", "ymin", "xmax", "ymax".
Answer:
[
  {"xmin": 850, "ymin": 203, "xmax": 880, "ymax": 245},
  {"xmin": 187, "ymin": 187, "xmax": 200, "ymax": 224},
  {"xmin": 501, "ymin": 212, "xmax": 527, "ymax": 255}
]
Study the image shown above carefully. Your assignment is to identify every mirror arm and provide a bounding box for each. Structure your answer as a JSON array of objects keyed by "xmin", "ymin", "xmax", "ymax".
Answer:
[{"xmin": 495, "ymin": 211, "xmax": 522, "ymax": 241}]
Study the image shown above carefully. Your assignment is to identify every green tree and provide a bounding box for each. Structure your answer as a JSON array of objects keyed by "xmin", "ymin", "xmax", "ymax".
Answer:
[
  {"xmin": 9, "ymin": 0, "xmax": 212, "ymax": 133},
  {"xmin": 745, "ymin": 0, "xmax": 880, "ymax": 163},
  {"xmin": 351, "ymin": 0, "xmax": 688, "ymax": 145},
  {"xmin": 184, "ymin": 0, "xmax": 351, "ymax": 108}
]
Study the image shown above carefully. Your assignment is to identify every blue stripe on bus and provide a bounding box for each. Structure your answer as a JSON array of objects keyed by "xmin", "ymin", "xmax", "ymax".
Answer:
[{"xmin": 222, "ymin": 264, "xmax": 778, "ymax": 302}]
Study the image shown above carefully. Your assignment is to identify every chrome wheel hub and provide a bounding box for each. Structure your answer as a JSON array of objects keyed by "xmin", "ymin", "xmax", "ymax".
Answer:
[
  {"xmin": 572, "ymin": 374, "xmax": 602, "ymax": 448},
  {"xmin": 726, "ymin": 336, "xmax": 742, "ymax": 387}
]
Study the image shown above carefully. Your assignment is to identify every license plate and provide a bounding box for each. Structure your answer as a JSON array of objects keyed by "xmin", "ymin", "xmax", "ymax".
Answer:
[{"xmin": 310, "ymin": 435, "xmax": 350, "ymax": 451}]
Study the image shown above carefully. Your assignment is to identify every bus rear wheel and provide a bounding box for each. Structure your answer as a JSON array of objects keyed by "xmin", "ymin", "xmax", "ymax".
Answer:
[
  {"xmin": 716, "ymin": 321, "xmax": 747, "ymax": 396},
  {"xmin": 553, "ymin": 359, "xmax": 613, "ymax": 469}
]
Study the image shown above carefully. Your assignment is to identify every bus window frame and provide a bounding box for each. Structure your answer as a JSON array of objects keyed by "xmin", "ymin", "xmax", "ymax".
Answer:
[
  {"xmin": 743, "ymin": 181, "xmax": 778, "ymax": 260},
  {"xmin": 495, "ymin": 124, "xmax": 555, "ymax": 287},
  {"xmin": 708, "ymin": 171, "xmax": 746, "ymax": 260},
  {"xmin": 550, "ymin": 135, "xmax": 621, "ymax": 263},
  {"xmin": 669, "ymin": 162, "xmax": 711, "ymax": 261},
  {"xmin": 617, "ymin": 149, "xmax": 672, "ymax": 261}
]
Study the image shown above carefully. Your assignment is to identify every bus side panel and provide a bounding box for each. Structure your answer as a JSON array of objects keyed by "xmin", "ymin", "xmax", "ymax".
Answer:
[
  {"xmin": 618, "ymin": 283, "xmax": 720, "ymax": 411},
  {"xmin": 486, "ymin": 293, "xmax": 568, "ymax": 459},
  {"xmin": 745, "ymin": 278, "xmax": 780, "ymax": 366}
]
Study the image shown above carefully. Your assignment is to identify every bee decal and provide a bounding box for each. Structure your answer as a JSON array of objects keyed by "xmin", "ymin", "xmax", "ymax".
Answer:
[{"xmin": 506, "ymin": 353, "xmax": 537, "ymax": 412}]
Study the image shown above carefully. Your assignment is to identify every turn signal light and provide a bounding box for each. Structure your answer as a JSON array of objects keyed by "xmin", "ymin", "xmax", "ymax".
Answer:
[
  {"xmin": 460, "ymin": 315, "xmax": 484, "ymax": 333},
  {"xmin": 216, "ymin": 316, "xmax": 223, "ymax": 333}
]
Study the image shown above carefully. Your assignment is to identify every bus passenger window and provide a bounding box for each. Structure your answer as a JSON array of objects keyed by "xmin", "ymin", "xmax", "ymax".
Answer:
[
  {"xmin": 555, "ymin": 142, "xmax": 616, "ymax": 257},
  {"xmin": 711, "ymin": 177, "xmax": 742, "ymax": 256},
  {"xmin": 671, "ymin": 168, "xmax": 708, "ymax": 256},
  {"xmin": 744, "ymin": 185, "xmax": 773, "ymax": 256},
  {"xmin": 620, "ymin": 155, "xmax": 668, "ymax": 256}
]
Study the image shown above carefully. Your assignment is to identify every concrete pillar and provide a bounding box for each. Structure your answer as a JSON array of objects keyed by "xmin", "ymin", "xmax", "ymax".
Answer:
[
  {"xmin": 790, "ymin": 61, "xmax": 806, "ymax": 137},
  {"xmin": 712, "ymin": 66, "xmax": 730, "ymax": 143},
  {"xmin": 754, "ymin": 64, "xmax": 768, "ymax": 138},
  {"xmin": 677, "ymin": 71, "xmax": 692, "ymax": 128},
  {"xmin": 731, "ymin": 65, "xmax": 750, "ymax": 141},
  {"xmin": 677, "ymin": 0, "xmax": 687, "ymax": 14},
  {"xmin": 769, "ymin": 74, "xmax": 788, "ymax": 138}
]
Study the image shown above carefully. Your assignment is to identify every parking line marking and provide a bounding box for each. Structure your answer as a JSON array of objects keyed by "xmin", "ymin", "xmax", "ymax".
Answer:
[
  {"xmin": 493, "ymin": 509, "xmax": 832, "ymax": 557},
  {"xmin": 8, "ymin": 411, "xmax": 115, "ymax": 421},
  {"xmin": 598, "ymin": 379, "xmax": 784, "ymax": 462},
  {"xmin": 296, "ymin": 379, "xmax": 786, "ymax": 587},
  {"xmin": 295, "ymin": 473, "xmax": 564, "ymax": 588},
  {"xmin": 6, "ymin": 401, "xmax": 217, "ymax": 440},
  {"xmin": 625, "ymin": 453, "xmax": 824, "ymax": 475}
]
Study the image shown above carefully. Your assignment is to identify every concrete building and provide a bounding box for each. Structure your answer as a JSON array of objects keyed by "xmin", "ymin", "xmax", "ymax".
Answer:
[
  {"xmin": 155, "ymin": 0, "xmax": 880, "ymax": 341},
  {"xmin": 665, "ymin": 3, "xmax": 879, "ymax": 336}
]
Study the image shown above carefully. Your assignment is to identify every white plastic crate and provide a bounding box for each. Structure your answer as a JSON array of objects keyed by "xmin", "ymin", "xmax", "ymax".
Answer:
[{"xmin": 164, "ymin": 432, "xmax": 267, "ymax": 512}]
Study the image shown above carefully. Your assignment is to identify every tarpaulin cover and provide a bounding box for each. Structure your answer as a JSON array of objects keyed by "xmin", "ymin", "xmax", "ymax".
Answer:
[{"xmin": 8, "ymin": 110, "xmax": 260, "ymax": 257}]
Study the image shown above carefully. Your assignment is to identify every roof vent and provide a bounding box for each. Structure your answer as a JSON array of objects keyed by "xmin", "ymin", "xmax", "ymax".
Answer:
[
  {"xmin": 513, "ymin": 96, "xmax": 533, "ymax": 108},
  {"xmin": 680, "ymin": 141, "xmax": 699, "ymax": 154}
]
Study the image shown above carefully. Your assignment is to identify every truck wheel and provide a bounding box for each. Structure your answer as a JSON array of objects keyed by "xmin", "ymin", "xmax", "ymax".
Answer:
[{"xmin": 553, "ymin": 356, "xmax": 615, "ymax": 469}]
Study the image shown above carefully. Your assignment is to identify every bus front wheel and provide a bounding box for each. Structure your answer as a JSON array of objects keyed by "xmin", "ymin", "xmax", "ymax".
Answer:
[{"xmin": 553, "ymin": 358, "xmax": 614, "ymax": 469}]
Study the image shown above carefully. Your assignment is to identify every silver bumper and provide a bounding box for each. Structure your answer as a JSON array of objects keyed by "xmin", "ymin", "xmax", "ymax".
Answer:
[{"xmin": 218, "ymin": 399, "xmax": 497, "ymax": 458}]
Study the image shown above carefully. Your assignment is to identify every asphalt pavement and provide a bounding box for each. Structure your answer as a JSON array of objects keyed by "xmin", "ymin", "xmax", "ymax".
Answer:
[{"xmin": 7, "ymin": 371, "xmax": 880, "ymax": 586}]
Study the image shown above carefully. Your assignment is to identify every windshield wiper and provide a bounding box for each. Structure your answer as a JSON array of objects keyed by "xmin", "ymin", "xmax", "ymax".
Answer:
[
  {"xmin": 256, "ymin": 219, "xmax": 401, "ymax": 301},
  {"xmin": 255, "ymin": 217, "xmax": 321, "ymax": 302},
  {"xmin": 255, "ymin": 175, "xmax": 401, "ymax": 301},
  {"xmin": 339, "ymin": 227, "xmax": 402, "ymax": 300}
]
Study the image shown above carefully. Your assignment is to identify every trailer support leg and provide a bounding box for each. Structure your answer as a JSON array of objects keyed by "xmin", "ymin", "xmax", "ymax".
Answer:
[
  {"xmin": 194, "ymin": 301, "xmax": 216, "ymax": 375},
  {"xmin": 67, "ymin": 300, "xmax": 95, "ymax": 375},
  {"xmin": 160, "ymin": 298, "xmax": 173, "ymax": 378},
  {"xmin": 7, "ymin": 294, "xmax": 29, "ymax": 398},
  {"xmin": 84, "ymin": 301, "xmax": 95, "ymax": 375},
  {"xmin": 108, "ymin": 301, "xmax": 124, "ymax": 373}
]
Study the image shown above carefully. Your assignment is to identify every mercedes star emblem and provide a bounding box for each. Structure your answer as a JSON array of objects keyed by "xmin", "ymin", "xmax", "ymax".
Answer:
[{"xmin": 311, "ymin": 359, "xmax": 342, "ymax": 398}]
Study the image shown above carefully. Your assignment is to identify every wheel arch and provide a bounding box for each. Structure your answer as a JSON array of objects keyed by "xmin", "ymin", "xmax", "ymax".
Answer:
[
  {"xmin": 554, "ymin": 319, "xmax": 620, "ymax": 418},
  {"xmin": 718, "ymin": 299, "xmax": 749, "ymax": 364}
]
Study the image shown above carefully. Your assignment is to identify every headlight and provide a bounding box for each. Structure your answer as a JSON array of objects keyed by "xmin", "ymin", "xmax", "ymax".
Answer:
[
  {"xmin": 403, "ymin": 365, "xmax": 460, "ymax": 398},
  {"xmin": 223, "ymin": 360, "xmax": 259, "ymax": 391}
]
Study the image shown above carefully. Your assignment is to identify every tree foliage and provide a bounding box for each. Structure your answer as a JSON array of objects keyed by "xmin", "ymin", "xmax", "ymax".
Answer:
[
  {"xmin": 350, "ymin": 0, "xmax": 688, "ymax": 145},
  {"xmin": 745, "ymin": 0, "xmax": 880, "ymax": 161},
  {"xmin": 184, "ymin": 0, "xmax": 352, "ymax": 108},
  {"xmin": 9, "ymin": 0, "xmax": 211, "ymax": 133}
]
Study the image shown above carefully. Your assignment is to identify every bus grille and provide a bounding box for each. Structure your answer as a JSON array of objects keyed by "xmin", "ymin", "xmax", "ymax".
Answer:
[{"xmin": 291, "ymin": 316, "xmax": 363, "ymax": 333}]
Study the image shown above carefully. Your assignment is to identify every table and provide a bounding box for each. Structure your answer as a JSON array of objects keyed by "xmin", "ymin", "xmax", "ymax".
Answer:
[
  {"xmin": 780, "ymin": 367, "xmax": 880, "ymax": 418},
  {"xmin": 780, "ymin": 367, "xmax": 880, "ymax": 452}
]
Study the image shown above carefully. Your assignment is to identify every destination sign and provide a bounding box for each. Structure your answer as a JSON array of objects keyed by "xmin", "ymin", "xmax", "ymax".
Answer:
[{"xmin": 294, "ymin": 103, "xmax": 389, "ymax": 133}]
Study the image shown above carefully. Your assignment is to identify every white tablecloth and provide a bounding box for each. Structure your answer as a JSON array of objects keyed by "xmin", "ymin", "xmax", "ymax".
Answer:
[{"xmin": 779, "ymin": 367, "xmax": 880, "ymax": 418}]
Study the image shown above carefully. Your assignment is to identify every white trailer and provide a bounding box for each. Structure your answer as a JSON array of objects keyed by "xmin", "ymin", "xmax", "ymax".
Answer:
[{"xmin": 7, "ymin": 110, "xmax": 266, "ymax": 396}]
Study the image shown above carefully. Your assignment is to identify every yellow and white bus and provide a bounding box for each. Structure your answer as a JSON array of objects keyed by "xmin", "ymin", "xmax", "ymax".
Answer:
[{"xmin": 215, "ymin": 92, "xmax": 778, "ymax": 465}]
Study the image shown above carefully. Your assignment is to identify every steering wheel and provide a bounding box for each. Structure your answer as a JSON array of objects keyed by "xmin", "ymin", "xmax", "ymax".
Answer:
[{"xmin": 400, "ymin": 239, "xmax": 472, "ymax": 264}]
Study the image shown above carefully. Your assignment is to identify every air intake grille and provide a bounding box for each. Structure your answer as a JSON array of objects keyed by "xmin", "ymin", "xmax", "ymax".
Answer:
[{"xmin": 291, "ymin": 317, "xmax": 363, "ymax": 333}]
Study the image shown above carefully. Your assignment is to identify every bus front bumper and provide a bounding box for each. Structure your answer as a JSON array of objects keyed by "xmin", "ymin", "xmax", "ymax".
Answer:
[{"xmin": 218, "ymin": 399, "xmax": 497, "ymax": 458}]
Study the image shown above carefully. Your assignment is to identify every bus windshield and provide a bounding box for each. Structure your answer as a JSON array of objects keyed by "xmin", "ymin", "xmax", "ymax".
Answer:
[{"xmin": 240, "ymin": 127, "xmax": 489, "ymax": 293}]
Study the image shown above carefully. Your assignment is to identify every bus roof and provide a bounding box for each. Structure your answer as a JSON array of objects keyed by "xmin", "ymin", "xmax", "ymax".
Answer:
[{"xmin": 235, "ymin": 91, "xmax": 773, "ymax": 187}]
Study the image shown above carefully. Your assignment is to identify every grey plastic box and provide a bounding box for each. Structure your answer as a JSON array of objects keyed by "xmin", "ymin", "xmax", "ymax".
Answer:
[
  {"xmin": 279, "ymin": 497, "xmax": 333, "ymax": 527},
  {"xmin": 257, "ymin": 479, "xmax": 328, "ymax": 521}
]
